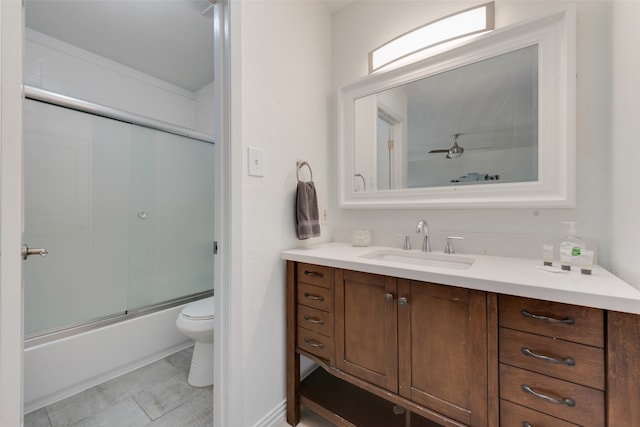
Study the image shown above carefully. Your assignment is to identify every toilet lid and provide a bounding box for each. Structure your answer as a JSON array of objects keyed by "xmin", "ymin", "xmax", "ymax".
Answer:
[{"xmin": 182, "ymin": 296, "xmax": 215, "ymax": 319}]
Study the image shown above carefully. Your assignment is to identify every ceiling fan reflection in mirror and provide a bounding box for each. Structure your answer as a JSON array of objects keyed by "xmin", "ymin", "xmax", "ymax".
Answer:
[{"xmin": 428, "ymin": 133, "xmax": 492, "ymax": 159}]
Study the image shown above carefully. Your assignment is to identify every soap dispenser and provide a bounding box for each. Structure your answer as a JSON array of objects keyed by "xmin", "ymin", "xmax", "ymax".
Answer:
[{"xmin": 560, "ymin": 221, "xmax": 586, "ymax": 271}]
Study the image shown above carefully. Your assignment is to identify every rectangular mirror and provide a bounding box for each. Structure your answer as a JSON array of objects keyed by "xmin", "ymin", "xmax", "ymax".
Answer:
[{"xmin": 340, "ymin": 9, "xmax": 575, "ymax": 209}]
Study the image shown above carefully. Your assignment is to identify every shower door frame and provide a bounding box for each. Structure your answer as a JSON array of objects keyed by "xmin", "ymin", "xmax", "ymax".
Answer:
[
  {"xmin": 212, "ymin": 2, "xmax": 238, "ymax": 427},
  {"xmin": 0, "ymin": 0, "xmax": 25, "ymax": 424}
]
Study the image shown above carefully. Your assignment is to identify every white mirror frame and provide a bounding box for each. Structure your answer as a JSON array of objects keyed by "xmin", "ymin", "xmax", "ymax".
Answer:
[{"xmin": 339, "ymin": 8, "xmax": 576, "ymax": 209}]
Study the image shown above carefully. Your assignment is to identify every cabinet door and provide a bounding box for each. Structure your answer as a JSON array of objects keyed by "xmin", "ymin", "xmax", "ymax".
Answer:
[
  {"xmin": 335, "ymin": 269, "xmax": 398, "ymax": 392},
  {"xmin": 398, "ymin": 279, "xmax": 488, "ymax": 426}
]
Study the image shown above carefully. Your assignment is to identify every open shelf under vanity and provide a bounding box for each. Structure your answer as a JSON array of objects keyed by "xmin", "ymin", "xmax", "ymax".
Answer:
[{"xmin": 300, "ymin": 368, "xmax": 443, "ymax": 427}]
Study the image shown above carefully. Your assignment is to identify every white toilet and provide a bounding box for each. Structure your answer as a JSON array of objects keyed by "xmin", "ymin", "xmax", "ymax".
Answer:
[{"xmin": 176, "ymin": 296, "xmax": 215, "ymax": 387}]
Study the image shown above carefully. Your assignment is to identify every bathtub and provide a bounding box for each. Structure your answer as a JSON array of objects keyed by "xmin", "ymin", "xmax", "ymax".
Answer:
[{"xmin": 24, "ymin": 304, "xmax": 193, "ymax": 413}]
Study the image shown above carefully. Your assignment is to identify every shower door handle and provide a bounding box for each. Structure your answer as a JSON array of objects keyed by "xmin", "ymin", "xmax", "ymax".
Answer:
[{"xmin": 22, "ymin": 245, "xmax": 48, "ymax": 260}]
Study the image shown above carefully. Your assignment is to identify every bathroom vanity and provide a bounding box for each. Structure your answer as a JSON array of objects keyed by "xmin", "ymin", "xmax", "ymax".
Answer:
[{"xmin": 283, "ymin": 243, "xmax": 640, "ymax": 427}]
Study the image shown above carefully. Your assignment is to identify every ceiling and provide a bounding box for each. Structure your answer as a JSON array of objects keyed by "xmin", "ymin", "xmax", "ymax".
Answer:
[
  {"xmin": 25, "ymin": 0, "xmax": 215, "ymax": 93},
  {"xmin": 25, "ymin": 0, "xmax": 353, "ymax": 94}
]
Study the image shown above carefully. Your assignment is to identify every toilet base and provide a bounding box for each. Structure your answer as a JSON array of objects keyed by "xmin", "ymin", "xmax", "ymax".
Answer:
[{"xmin": 188, "ymin": 341, "xmax": 214, "ymax": 387}]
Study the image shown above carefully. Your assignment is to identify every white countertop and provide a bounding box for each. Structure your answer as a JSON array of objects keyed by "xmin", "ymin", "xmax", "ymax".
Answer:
[{"xmin": 282, "ymin": 242, "xmax": 640, "ymax": 315}]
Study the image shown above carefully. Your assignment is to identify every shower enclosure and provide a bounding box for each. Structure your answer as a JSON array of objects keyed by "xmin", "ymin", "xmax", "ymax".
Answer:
[{"xmin": 23, "ymin": 88, "xmax": 215, "ymax": 340}]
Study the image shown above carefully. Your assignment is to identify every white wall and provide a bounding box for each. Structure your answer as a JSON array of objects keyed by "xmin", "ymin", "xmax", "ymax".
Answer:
[
  {"xmin": 408, "ymin": 146, "xmax": 537, "ymax": 187},
  {"xmin": 25, "ymin": 29, "xmax": 212, "ymax": 131},
  {"xmin": 331, "ymin": 1, "xmax": 623, "ymax": 281},
  {"xmin": 232, "ymin": 1, "xmax": 332, "ymax": 425},
  {"xmin": 195, "ymin": 82, "xmax": 216, "ymax": 134},
  {"xmin": 610, "ymin": 2, "xmax": 640, "ymax": 287}
]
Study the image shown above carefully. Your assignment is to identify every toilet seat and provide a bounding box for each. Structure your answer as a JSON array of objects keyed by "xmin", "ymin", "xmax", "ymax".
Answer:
[{"xmin": 181, "ymin": 296, "xmax": 214, "ymax": 320}]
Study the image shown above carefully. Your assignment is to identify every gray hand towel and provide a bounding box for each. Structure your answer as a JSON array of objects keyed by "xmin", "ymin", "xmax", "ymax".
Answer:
[{"xmin": 296, "ymin": 181, "xmax": 321, "ymax": 240}]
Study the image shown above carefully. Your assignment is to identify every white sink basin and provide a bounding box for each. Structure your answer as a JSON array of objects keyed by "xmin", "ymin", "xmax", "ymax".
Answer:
[{"xmin": 360, "ymin": 249, "xmax": 474, "ymax": 270}]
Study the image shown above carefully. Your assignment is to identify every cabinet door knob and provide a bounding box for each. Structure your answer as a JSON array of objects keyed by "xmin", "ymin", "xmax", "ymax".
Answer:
[
  {"xmin": 384, "ymin": 293, "xmax": 394, "ymax": 302},
  {"xmin": 398, "ymin": 297, "xmax": 408, "ymax": 306}
]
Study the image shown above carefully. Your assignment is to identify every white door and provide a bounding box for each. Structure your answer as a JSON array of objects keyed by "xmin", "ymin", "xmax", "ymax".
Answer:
[{"xmin": 0, "ymin": 0, "xmax": 25, "ymax": 424}]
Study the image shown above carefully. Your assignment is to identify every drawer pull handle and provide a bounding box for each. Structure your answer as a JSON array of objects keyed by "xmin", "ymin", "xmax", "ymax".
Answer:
[
  {"xmin": 304, "ymin": 338, "xmax": 324, "ymax": 348},
  {"xmin": 384, "ymin": 293, "xmax": 394, "ymax": 302},
  {"xmin": 304, "ymin": 270, "xmax": 324, "ymax": 278},
  {"xmin": 398, "ymin": 297, "xmax": 408, "ymax": 307},
  {"xmin": 521, "ymin": 384, "xmax": 576, "ymax": 407},
  {"xmin": 523, "ymin": 423, "xmax": 532, "ymax": 427},
  {"xmin": 521, "ymin": 347, "xmax": 576, "ymax": 366},
  {"xmin": 303, "ymin": 292, "xmax": 324, "ymax": 301},
  {"xmin": 520, "ymin": 310, "xmax": 576, "ymax": 325},
  {"xmin": 303, "ymin": 315, "xmax": 325, "ymax": 325}
]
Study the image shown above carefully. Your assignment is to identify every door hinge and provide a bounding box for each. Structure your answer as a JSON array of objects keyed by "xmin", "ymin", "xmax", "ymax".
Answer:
[{"xmin": 213, "ymin": 241, "xmax": 218, "ymax": 254}]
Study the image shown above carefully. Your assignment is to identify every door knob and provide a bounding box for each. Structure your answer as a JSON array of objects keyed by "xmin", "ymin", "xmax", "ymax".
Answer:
[{"xmin": 22, "ymin": 245, "xmax": 48, "ymax": 260}]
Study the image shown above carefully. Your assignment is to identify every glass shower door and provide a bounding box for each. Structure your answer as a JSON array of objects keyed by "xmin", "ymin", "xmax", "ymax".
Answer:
[
  {"xmin": 24, "ymin": 100, "xmax": 131, "ymax": 335},
  {"xmin": 127, "ymin": 125, "xmax": 215, "ymax": 309},
  {"xmin": 24, "ymin": 99, "xmax": 215, "ymax": 337}
]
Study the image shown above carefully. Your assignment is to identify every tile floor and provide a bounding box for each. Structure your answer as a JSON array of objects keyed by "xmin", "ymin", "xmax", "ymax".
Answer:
[
  {"xmin": 24, "ymin": 345, "xmax": 332, "ymax": 427},
  {"xmin": 24, "ymin": 346, "xmax": 213, "ymax": 427},
  {"xmin": 275, "ymin": 409, "xmax": 336, "ymax": 427}
]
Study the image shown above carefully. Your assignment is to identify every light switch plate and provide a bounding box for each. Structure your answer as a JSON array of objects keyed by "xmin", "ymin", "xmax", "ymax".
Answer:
[{"xmin": 248, "ymin": 146, "xmax": 264, "ymax": 177}]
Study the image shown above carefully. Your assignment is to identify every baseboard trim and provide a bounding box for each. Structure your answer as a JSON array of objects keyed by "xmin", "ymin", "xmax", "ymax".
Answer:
[
  {"xmin": 253, "ymin": 399, "xmax": 287, "ymax": 427},
  {"xmin": 252, "ymin": 364, "xmax": 321, "ymax": 427}
]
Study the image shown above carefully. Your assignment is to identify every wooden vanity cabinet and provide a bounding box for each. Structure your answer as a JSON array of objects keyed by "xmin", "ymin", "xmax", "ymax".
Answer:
[
  {"xmin": 288, "ymin": 261, "xmax": 494, "ymax": 427},
  {"xmin": 287, "ymin": 260, "xmax": 640, "ymax": 427},
  {"xmin": 294, "ymin": 262, "xmax": 335, "ymax": 363},
  {"xmin": 395, "ymin": 279, "xmax": 489, "ymax": 426},
  {"xmin": 334, "ymin": 269, "xmax": 399, "ymax": 392},
  {"xmin": 606, "ymin": 310, "xmax": 640, "ymax": 426},
  {"xmin": 498, "ymin": 295, "xmax": 605, "ymax": 426},
  {"xmin": 334, "ymin": 271, "xmax": 490, "ymax": 425}
]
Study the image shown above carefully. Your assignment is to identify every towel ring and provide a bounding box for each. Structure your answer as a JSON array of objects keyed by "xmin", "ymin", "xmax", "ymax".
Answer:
[{"xmin": 296, "ymin": 161, "xmax": 313, "ymax": 182}]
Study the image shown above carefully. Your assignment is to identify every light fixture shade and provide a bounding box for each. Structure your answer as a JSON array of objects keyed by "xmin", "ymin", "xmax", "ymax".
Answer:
[{"xmin": 369, "ymin": 2, "xmax": 495, "ymax": 74}]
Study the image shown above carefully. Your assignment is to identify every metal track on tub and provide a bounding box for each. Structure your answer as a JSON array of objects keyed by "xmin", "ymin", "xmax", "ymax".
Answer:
[{"xmin": 24, "ymin": 290, "xmax": 214, "ymax": 348}]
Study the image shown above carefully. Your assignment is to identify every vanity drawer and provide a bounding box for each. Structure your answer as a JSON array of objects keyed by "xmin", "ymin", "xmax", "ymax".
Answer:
[
  {"xmin": 500, "ymin": 364, "xmax": 604, "ymax": 426},
  {"xmin": 297, "ymin": 327, "xmax": 333, "ymax": 361},
  {"xmin": 500, "ymin": 328, "xmax": 604, "ymax": 390},
  {"xmin": 499, "ymin": 295, "xmax": 604, "ymax": 347},
  {"xmin": 297, "ymin": 305, "xmax": 333, "ymax": 337},
  {"xmin": 297, "ymin": 263, "xmax": 333, "ymax": 288},
  {"xmin": 500, "ymin": 399, "xmax": 579, "ymax": 427},
  {"xmin": 297, "ymin": 283, "xmax": 333, "ymax": 312}
]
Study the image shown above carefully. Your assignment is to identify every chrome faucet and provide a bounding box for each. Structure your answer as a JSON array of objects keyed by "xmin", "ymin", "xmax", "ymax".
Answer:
[
  {"xmin": 444, "ymin": 236, "xmax": 464, "ymax": 254},
  {"xmin": 415, "ymin": 219, "xmax": 431, "ymax": 252}
]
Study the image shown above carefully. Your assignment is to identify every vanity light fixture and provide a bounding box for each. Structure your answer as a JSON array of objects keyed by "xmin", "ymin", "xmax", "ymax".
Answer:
[{"xmin": 369, "ymin": 2, "xmax": 495, "ymax": 74}]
